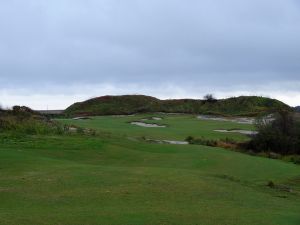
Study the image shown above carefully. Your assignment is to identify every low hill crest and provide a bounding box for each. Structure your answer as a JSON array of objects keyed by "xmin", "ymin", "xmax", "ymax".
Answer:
[{"xmin": 65, "ymin": 95, "xmax": 291, "ymax": 117}]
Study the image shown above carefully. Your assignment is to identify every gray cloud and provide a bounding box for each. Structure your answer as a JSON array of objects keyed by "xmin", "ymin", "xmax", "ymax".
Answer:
[{"xmin": 0, "ymin": 0, "xmax": 300, "ymax": 107}]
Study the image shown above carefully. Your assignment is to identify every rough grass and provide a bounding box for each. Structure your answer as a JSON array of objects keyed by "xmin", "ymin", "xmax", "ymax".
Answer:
[{"xmin": 0, "ymin": 108, "xmax": 65, "ymax": 136}]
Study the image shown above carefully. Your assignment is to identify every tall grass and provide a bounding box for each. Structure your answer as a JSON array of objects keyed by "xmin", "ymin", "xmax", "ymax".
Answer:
[
  {"xmin": 0, "ymin": 116, "xmax": 66, "ymax": 135},
  {"xmin": 0, "ymin": 106, "xmax": 66, "ymax": 136}
]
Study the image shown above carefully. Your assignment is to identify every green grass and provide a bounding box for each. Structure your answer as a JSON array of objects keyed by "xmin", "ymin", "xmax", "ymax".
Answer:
[
  {"xmin": 0, "ymin": 114, "xmax": 299, "ymax": 225},
  {"xmin": 58, "ymin": 114, "xmax": 255, "ymax": 142}
]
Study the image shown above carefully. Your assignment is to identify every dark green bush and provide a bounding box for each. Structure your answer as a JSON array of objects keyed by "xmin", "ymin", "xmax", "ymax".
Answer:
[
  {"xmin": 186, "ymin": 136, "xmax": 218, "ymax": 147},
  {"xmin": 290, "ymin": 155, "xmax": 300, "ymax": 164},
  {"xmin": 267, "ymin": 181, "xmax": 275, "ymax": 188},
  {"xmin": 185, "ymin": 136, "xmax": 194, "ymax": 143},
  {"xmin": 248, "ymin": 110, "xmax": 300, "ymax": 155}
]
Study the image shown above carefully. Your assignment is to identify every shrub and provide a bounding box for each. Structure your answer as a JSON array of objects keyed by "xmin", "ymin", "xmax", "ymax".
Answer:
[
  {"xmin": 89, "ymin": 129, "xmax": 97, "ymax": 136},
  {"xmin": 76, "ymin": 127, "xmax": 85, "ymax": 134},
  {"xmin": 289, "ymin": 155, "xmax": 300, "ymax": 164},
  {"xmin": 186, "ymin": 136, "xmax": 218, "ymax": 147},
  {"xmin": 248, "ymin": 110, "xmax": 300, "ymax": 155},
  {"xmin": 185, "ymin": 136, "xmax": 194, "ymax": 143},
  {"xmin": 267, "ymin": 181, "xmax": 275, "ymax": 188}
]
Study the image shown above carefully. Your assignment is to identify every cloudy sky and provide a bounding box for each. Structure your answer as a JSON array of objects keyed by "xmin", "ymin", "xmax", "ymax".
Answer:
[{"xmin": 1, "ymin": 0, "xmax": 300, "ymax": 109}]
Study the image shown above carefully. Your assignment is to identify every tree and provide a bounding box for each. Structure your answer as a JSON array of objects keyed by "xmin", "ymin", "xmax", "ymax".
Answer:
[{"xmin": 203, "ymin": 94, "xmax": 217, "ymax": 102}]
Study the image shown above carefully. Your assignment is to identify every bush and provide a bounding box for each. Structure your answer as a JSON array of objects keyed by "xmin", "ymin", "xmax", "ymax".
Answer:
[
  {"xmin": 289, "ymin": 155, "xmax": 300, "ymax": 164},
  {"xmin": 185, "ymin": 136, "xmax": 194, "ymax": 143},
  {"xmin": 267, "ymin": 181, "xmax": 275, "ymax": 188},
  {"xmin": 248, "ymin": 110, "xmax": 300, "ymax": 155},
  {"xmin": 186, "ymin": 136, "xmax": 218, "ymax": 147}
]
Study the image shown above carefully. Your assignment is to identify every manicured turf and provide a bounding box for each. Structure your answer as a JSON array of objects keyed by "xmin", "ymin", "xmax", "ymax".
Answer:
[{"xmin": 0, "ymin": 114, "xmax": 299, "ymax": 225}]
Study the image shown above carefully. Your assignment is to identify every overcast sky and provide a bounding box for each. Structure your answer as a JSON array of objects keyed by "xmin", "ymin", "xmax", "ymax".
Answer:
[{"xmin": 1, "ymin": 0, "xmax": 300, "ymax": 109}]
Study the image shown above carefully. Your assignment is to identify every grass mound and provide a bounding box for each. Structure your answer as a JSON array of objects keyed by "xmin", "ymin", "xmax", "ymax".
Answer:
[{"xmin": 65, "ymin": 95, "xmax": 290, "ymax": 117}]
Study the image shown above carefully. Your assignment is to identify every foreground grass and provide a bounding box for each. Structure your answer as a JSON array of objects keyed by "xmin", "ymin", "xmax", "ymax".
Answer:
[{"xmin": 0, "ymin": 133, "xmax": 299, "ymax": 225}]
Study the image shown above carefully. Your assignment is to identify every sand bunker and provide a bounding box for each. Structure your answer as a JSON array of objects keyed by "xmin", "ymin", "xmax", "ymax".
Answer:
[
  {"xmin": 214, "ymin": 129, "xmax": 258, "ymax": 135},
  {"xmin": 131, "ymin": 122, "xmax": 166, "ymax": 128},
  {"xmin": 112, "ymin": 114, "xmax": 135, "ymax": 117},
  {"xmin": 72, "ymin": 117, "xmax": 91, "ymax": 120},
  {"xmin": 162, "ymin": 140, "xmax": 189, "ymax": 145},
  {"xmin": 141, "ymin": 117, "xmax": 163, "ymax": 121},
  {"xmin": 152, "ymin": 117, "xmax": 162, "ymax": 120},
  {"xmin": 147, "ymin": 139, "xmax": 189, "ymax": 145},
  {"xmin": 197, "ymin": 115, "xmax": 255, "ymax": 124}
]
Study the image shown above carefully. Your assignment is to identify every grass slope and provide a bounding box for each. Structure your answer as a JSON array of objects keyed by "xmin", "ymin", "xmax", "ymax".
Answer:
[
  {"xmin": 0, "ymin": 134, "xmax": 299, "ymax": 225},
  {"xmin": 65, "ymin": 95, "xmax": 290, "ymax": 116}
]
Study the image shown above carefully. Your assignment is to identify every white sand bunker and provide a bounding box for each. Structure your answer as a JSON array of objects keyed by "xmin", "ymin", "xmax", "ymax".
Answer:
[
  {"xmin": 152, "ymin": 117, "xmax": 162, "ymax": 120},
  {"xmin": 72, "ymin": 117, "xmax": 91, "ymax": 120},
  {"xmin": 111, "ymin": 114, "xmax": 136, "ymax": 118},
  {"xmin": 147, "ymin": 139, "xmax": 189, "ymax": 145},
  {"xmin": 141, "ymin": 117, "xmax": 163, "ymax": 121},
  {"xmin": 131, "ymin": 122, "xmax": 166, "ymax": 128},
  {"xmin": 214, "ymin": 129, "xmax": 258, "ymax": 135},
  {"xmin": 162, "ymin": 140, "xmax": 189, "ymax": 145},
  {"xmin": 197, "ymin": 115, "xmax": 255, "ymax": 124}
]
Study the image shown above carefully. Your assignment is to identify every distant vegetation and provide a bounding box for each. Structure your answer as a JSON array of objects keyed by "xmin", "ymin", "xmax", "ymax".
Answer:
[
  {"xmin": 295, "ymin": 106, "xmax": 300, "ymax": 112},
  {"xmin": 65, "ymin": 95, "xmax": 290, "ymax": 117},
  {"xmin": 0, "ymin": 106, "xmax": 66, "ymax": 135},
  {"xmin": 203, "ymin": 93, "xmax": 217, "ymax": 102}
]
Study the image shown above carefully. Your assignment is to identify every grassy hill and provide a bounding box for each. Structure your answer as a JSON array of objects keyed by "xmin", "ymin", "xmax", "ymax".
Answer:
[
  {"xmin": 65, "ymin": 95, "xmax": 290, "ymax": 117},
  {"xmin": 65, "ymin": 95, "xmax": 160, "ymax": 116}
]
